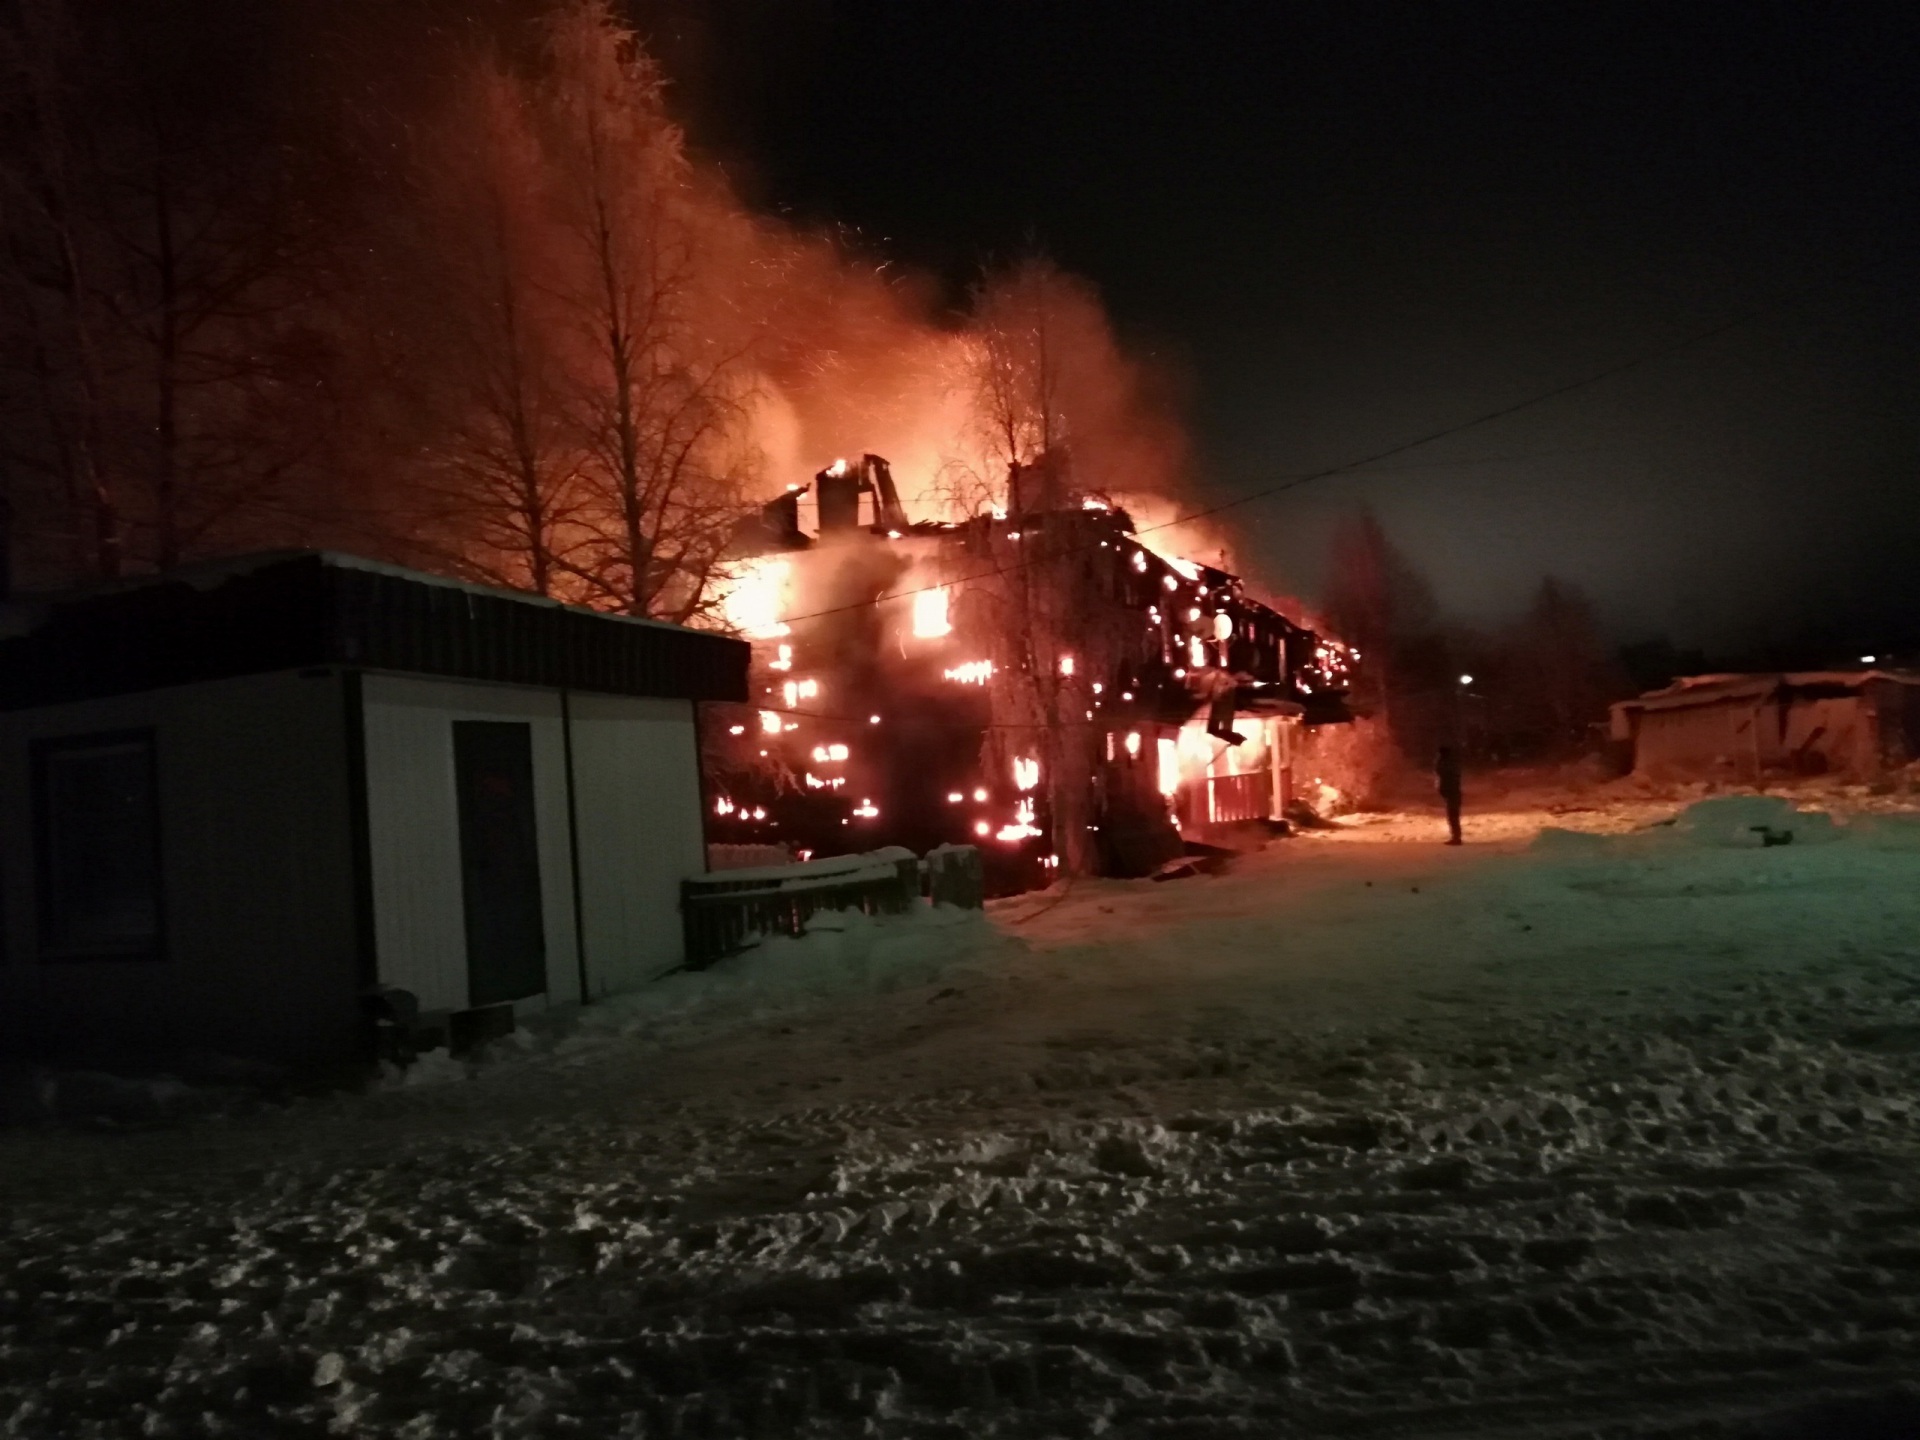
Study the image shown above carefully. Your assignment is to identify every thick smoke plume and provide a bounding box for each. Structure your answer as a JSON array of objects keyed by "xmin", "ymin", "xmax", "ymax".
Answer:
[{"xmin": 0, "ymin": 0, "xmax": 1198, "ymax": 616}]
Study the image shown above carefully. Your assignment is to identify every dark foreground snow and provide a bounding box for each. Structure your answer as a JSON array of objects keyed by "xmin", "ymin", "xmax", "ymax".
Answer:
[{"xmin": 6, "ymin": 795, "xmax": 1920, "ymax": 1438}]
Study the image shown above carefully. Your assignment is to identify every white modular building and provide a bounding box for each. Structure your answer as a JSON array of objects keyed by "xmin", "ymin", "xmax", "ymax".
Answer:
[{"xmin": 0, "ymin": 552, "xmax": 747, "ymax": 1073}]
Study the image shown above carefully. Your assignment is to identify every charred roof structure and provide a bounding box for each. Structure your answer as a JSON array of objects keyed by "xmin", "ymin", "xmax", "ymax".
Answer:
[{"xmin": 709, "ymin": 455, "xmax": 1354, "ymax": 892}]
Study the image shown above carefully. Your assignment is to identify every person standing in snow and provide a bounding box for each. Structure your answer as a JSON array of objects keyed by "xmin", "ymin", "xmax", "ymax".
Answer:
[{"xmin": 1436, "ymin": 745, "xmax": 1463, "ymax": 845}]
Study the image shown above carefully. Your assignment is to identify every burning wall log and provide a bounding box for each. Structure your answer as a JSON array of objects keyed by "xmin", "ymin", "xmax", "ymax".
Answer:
[{"xmin": 706, "ymin": 454, "xmax": 1355, "ymax": 893}]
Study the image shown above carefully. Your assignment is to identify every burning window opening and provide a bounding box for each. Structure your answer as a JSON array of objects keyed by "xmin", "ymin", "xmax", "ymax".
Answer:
[
  {"xmin": 912, "ymin": 586, "xmax": 952, "ymax": 638},
  {"xmin": 1013, "ymin": 757, "xmax": 1040, "ymax": 791},
  {"xmin": 721, "ymin": 557, "xmax": 792, "ymax": 639},
  {"xmin": 758, "ymin": 711, "xmax": 783, "ymax": 734},
  {"xmin": 1157, "ymin": 737, "xmax": 1181, "ymax": 797}
]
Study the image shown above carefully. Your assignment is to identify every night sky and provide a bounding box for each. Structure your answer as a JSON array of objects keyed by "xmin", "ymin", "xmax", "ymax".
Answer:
[{"xmin": 641, "ymin": 1, "xmax": 1920, "ymax": 658}]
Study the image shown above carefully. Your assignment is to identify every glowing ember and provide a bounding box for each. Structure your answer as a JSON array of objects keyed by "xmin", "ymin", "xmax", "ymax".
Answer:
[
  {"xmin": 759, "ymin": 711, "xmax": 783, "ymax": 734},
  {"xmin": 1013, "ymin": 757, "xmax": 1040, "ymax": 791},
  {"xmin": 1080, "ymin": 497, "xmax": 1110, "ymax": 511},
  {"xmin": 1125, "ymin": 731, "xmax": 1142, "ymax": 757},
  {"xmin": 1131, "ymin": 550, "xmax": 1148, "ymax": 573},
  {"xmin": 1214, "ymin": 612, "xmax": 1234, "ymax": 642},
  {"xmin": 809, "ymin": 743, "xmax": 850, "ymax": 763},
  {"xmin": 715, "ymin": 797, "xmax": 735, "ymax": 815},
  {"xmin": 1058, "ymin": 655, "xmax": 1075, "ymax": 676},
  {"xmin": 974, "ymin": 820, "xmax": 991, "ymax": 836},
  {"xmin": 770, "ymin": 643, "xmax": 793, "ymax": 671},
  {"xmin": 944, "ymin": 660, "xmax": 995, "ymax": 685},
  {"xmin": 727, "ymin": 724, "xmax": 745, "ymax": 736},
  {"xmin": 972, "ymin": 787, "xmax": 988, "ymax": 802},
  {"xmin": 1189, "ymin": 636, "xmax": 1206, "ymax": 669},
  {"xmin": 947, "ymin": 792, "xmax": 963, "ymax": 803},
  {"xmin": 912, "ymin": 586, "xmax": 952, "ymax": 638},
  {"xmin": 1162, "ymin": 554, "xmax": 1201, "ymax": 581},
  {"xmin": 852, "ymin": 799, "xmax": 878, "ymax": 818}
]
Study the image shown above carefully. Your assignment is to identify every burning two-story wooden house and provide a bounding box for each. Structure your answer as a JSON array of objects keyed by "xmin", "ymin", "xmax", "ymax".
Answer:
[{"xmin": 706, "ymin": 454, "xmax": 1354, "ymax": 891}]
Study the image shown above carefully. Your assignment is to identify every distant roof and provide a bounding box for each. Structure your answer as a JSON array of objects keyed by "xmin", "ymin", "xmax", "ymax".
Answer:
[
  {"xmin": 0, "ymin": 551, "xmax": 749, "ymax": 711},
  {"xmin": 1613, "ymin": 668, "xmax": 1920, "ymax": 717}
]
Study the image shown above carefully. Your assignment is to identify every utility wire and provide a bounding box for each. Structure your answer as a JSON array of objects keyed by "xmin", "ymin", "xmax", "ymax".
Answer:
[{"xmin": 763, "ymin": 258, "xmax": 1898, "ymax": 630}]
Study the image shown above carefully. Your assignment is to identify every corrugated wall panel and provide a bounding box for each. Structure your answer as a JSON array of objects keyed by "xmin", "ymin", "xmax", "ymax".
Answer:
[
  {"xmin": 569, "ymin": 694, "xmax": 706, "ymax": 996},
  {"xmin": 0, "ymin": 670, "xmax": 359, "ymax": 1068},
  {"xmin": 361, "ymin": 676, "xmax": 582, "ymax": 1012}
]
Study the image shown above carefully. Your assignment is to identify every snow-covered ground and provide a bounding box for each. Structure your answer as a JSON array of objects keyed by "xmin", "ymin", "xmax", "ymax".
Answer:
[{"xmin": 6, "ymin": 791, "xmax": 1920, "ymax": 1437}]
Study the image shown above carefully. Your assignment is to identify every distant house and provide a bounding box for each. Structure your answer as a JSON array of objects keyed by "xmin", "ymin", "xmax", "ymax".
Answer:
[
  {"xmin": 1609, "ymin": 670, "xmax": 1920, "ymax": 782},
  {"xmin": 0, "ymin": 552, "xmax": 747, "ymax": 1073}
]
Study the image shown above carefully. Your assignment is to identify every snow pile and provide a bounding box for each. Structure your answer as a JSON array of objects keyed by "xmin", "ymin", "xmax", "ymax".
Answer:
[{"xmin": 388, "ymin": 900, "xmax": 1008, "ymax": 1087}]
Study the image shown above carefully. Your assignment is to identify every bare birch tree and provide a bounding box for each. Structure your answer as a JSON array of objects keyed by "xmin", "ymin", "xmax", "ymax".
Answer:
[
  {"xmin": 537, "ymin": 1, "xmax": 757, "ymax": 622},
  {"xmin": 0, "ymin": 0, "xmax": 329, "ymax": 581},
  {"xmin": 367, "ymin": 53, "xmax": 586, "ymax": 598}
]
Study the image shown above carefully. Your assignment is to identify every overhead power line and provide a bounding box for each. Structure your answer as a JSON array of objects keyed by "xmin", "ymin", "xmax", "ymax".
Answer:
[{"xmin": 762, "ymin": 252, "xmax": 1901, "ymax": 630}]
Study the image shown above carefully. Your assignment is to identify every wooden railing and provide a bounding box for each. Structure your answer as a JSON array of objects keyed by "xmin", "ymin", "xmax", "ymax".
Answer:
[
  {"xmin": 680, "ymin": 846, "xmax": 986, "ymax": 971},
  {"xmin": 1206, "ymin": 770, "xmax": 1270, "ymax": 824}
]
